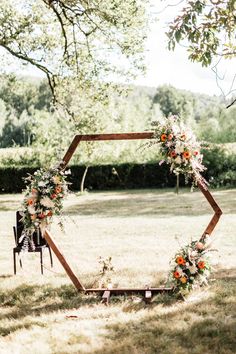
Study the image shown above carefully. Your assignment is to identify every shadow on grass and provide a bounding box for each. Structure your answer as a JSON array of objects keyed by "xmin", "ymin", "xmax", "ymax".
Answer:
[
  {"xmin": 81, "ymin": 268, "xmax": 236, "ymax": 354},
  {"xmin": 0, "ymin": 283, "xmax": 100, "ymax": 336},
  {"xmin": 0, "ymin": 275, "xmax": 13, "ymax": 279},
  {"xmin": 64, "ymin": 189, "xmax": 234, "ymax": 218},
  {"xmin": 1, "ymin": 268, "xmax": 235, "ymax": 353}
]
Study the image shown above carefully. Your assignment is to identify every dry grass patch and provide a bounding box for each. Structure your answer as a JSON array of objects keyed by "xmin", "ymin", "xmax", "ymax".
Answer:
[{"xmin": 0, "ymin": 189, "xmax": 235, "ymax": 353}]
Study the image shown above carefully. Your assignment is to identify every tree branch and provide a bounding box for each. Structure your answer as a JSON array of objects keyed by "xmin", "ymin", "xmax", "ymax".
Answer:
[
  {"xmin": 0, "ymin": 42, "xmax": 56, "ymax": 101},
  {"xmin": 226, "ymin": 97, "xmax": 236, "ymax": 109}
]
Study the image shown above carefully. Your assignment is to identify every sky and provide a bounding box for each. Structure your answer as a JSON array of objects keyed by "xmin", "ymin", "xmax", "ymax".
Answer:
[
  {"xmin": 1, "ymin": 1, "xmax": 235, "ymax": 98},
  {"xmin": 134, "ymin": 1, "xmax": 236, "ymax": 98}
]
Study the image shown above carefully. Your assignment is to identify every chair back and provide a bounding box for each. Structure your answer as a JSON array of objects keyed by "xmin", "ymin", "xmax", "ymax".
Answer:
[{"xmin": 15, "ymin": 211, "xmax": 47, "ymax": 248}]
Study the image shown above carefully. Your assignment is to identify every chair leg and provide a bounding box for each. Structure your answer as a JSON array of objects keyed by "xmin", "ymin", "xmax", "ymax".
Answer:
[
  {"xmin": 48, "ymin": 247, "xmax": 53, "ymax": 268},
  {"xmin": 13, "ymin": 249, "xmax": 16, "ymax": 275},
  {"xmin": 40, "ymin": 249, "xmax": 43, "ymax": 275},
  {"xmin": 19, "ymin": 257, "xmax": 23, "ymax": 268}
]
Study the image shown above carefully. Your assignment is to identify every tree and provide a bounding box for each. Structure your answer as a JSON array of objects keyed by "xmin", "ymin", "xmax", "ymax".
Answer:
[
  {"xmin": 167, "ymin": 1, "xmax": 236, "ymax": 66},
  {"xmin": 0, "ymin": 0, "xmax": 149, "ymax": 114},
  {"xmin": 166, "ymin": 0, "xmax": 236, "ymax": 107},
  {"xmin": 153, "ymin": 85, "xmax": 196, "ymax": 128}
]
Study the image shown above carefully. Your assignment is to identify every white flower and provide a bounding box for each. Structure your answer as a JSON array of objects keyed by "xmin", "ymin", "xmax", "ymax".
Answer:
[
  {"xmin": 188, "ymin": 265, "xmax": 198, "ymax": 274},
  {"xmin": 175, "ymin": 156, "xmax": 182, "ymax": 164},
  {"xmin": 38, "ymin": 181, "xmax": 47, "ymax": 187},
  {"xmin": 175, "ymin": 142, "xmax": 184, "ymax": 154},
  {"xmin": 28, "ymin": 206, "xmax": 36, "ymax": 214},
  {"xmin": 189, "ymin": 250, "xmax": 198, "ymax": 259},
  {"xmin": 40, "ymin": 197, "xmax": 54, "ymax": 208}
]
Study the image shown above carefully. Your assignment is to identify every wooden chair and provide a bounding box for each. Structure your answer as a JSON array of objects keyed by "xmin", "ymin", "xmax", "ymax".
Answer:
[{"xmin": 13, "ymin": 211, "xmax": 53, "ymax": 275}]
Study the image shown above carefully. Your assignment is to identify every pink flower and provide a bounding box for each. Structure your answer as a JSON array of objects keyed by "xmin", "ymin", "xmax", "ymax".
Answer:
[{"xmin": 196, "ymin": 242, "xmax": 204, "ymax": 250}]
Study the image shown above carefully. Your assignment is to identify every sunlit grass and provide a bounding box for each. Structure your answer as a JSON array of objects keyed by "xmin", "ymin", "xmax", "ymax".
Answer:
[{"xmin": 0, "ymin": 189, "xmax": 235, "ymax": 353}]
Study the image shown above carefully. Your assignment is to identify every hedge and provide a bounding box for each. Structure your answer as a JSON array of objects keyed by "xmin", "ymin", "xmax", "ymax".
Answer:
[
  {"xmin": 0, "ymin": 163, "xmax": 184, "ymax": 193},
  {"xmin": 0, "ymin": 148, "xmax": 235, "ymax": 193}
]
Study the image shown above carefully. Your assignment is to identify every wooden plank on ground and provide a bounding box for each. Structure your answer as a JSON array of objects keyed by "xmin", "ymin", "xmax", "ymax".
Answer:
[
  {"xmin": 44, "ymin": 229, "xmax": 85, "ymax": 291},
  {"xmin": 85, "ymin": 287, "xmax": 173, "ymax": 295}
]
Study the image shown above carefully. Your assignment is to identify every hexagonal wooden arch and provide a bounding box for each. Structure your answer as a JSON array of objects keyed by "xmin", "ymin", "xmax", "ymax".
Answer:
[{"xmin": 43, "ymin": 133, "xmax": 222, "ymax": 301}]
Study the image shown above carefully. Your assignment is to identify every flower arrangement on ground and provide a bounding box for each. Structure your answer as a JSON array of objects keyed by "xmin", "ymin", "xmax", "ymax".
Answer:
[
  {"xmin": 152, "ymin": 115, "xmax": 206, "ymax": 186},
  {"xmin": 21, "ymin": 165, "xmax": 70, "ymax": 241},
  {"xmin": 169, "ymin": 235, "xmax": 214, "ymax": 295}
]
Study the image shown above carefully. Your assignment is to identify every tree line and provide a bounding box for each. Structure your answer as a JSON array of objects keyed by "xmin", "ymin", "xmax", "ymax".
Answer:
[{"xmin": 0, "ymin": 75, "xmax": 235, "ymax": 151}]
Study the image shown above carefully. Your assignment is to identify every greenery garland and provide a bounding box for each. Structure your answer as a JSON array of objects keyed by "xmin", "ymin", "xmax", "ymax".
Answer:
[
  {"xmin": 20, "ymin": 164, "xmax": 70, "ymax": 245},
  {"xmin": 168, "ymin": 236, "xmax": 213, "ymax": 295},
  {"xmin": 151, "ymin": 115, "xmax": 207, "ymax": 187}
]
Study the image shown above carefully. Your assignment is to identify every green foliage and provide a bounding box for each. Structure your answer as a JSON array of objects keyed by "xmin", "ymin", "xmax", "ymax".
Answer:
[
  {"xmin": 153, "ymin": 85, "xmax": 196, "ymax": 128},
  {"xmin": 166, "ymin": 0, "xmax": 236, "ymax": 67},
  {"xmin": 0, "ymin": 0, "xmax": 149, "ymax": 112},
  {"xmin": 202, "ymin": 145, "xmax": 236, "ymax": 187},
  {"xmin": 199, "ymin": 105, "xmax": 236, "ymax": 143}
]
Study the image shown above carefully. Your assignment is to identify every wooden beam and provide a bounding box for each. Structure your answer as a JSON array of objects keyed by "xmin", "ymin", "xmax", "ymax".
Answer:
[
  {"xmin": 198, "ymin": 182, "xmax": 222, "ymax": 240},
  {"xmin": 85, "ymin": 287, "xmax": 173, "ymax": 295},
  {"xmin": 79, "ymin": 132, "xmax": 154, "ymax": 141},
  {"xmin": 62, "ymin": 135, "xmax": 82, "ymax": 167},
  {"xmin": 44, "ymin": 229, "xmax": 85, "ymax": 291}
]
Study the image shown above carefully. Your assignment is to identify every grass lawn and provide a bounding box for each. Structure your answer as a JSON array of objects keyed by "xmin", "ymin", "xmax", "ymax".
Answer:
[{"xmin": 0, "ymin": 188, "xmax": 235, "ymax": 354}]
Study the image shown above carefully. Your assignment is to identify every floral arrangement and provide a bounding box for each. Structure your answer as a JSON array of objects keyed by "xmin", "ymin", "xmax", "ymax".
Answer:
[
  {"xmin": 21, "ymin": 164, "xmax": 70, "ymax": 239},
  {"xmin": 169, "ymin": 235, "xmax": 214, "ymax": 295},
  {"xmin": 152, "ymin": 115, "xmax": 207, "ymax": 186}
]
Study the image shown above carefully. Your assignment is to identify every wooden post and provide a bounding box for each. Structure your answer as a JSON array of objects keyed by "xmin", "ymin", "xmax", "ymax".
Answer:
[
  {"xmin": 44, "ymin": 229, "xmax": 85, "ymax": 291},
  {"xmin": 144, "ymin": 290, "xmax": 152, "ymax": 304},
  {"xmin": 197, "ymin": 182, "xmax": 222, "ymax": 240},
  {"xmin": 101, "ymin": 290, "xmax": 111, "ymax": 305}
]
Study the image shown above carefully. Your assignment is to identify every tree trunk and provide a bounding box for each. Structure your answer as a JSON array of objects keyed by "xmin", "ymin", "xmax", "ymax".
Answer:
[{"xmin": 80, "ymin": 165, "xmax": 89, "ymax": 193}]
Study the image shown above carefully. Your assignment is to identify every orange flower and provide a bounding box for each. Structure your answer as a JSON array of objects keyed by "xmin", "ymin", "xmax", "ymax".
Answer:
[
  {"xmin": 174, "ymin": 271, "xmax": 181, "ymax": 279},
  {"xmin": 170, "ymin": 151, "xmax": 177, "ymax": 158},
  {"xmin": 31, "ymin": 214, "xmax": 37, "ymax": 220},
  {"xmin": 197, "ymin": 261, "xmax": 205, "ymax": 269},
  {"xmin": 31, "ymin": 188, "xmax": 38, "ymax": 194},
  {"xmin": 161, "ymin": 134, "xmax": 167, "ymax": 142},
  {"xmin": 168, "ymin": 134, "xmax": 173, "ymax": 140},
  {"xmin": 183, "ymin": 151, "xmax": 191, "ymax": 159},
  {"xmin": 55, "ymin": 186, "xmax": 62, "ymax": 194},
  {"xmin": 180, "ymin": 276, "xmax": 187, "ymax": 284},
  {"xmin": 27, "ymin": 198, "xmax": 35, "ymax": 205},
  {"xmin": 47, "ymin": 210, "xmax": 53, "ymax": 217},
  {"xmin": 176, "ymin": 256, "xmax": 186, "ymax": 265}
]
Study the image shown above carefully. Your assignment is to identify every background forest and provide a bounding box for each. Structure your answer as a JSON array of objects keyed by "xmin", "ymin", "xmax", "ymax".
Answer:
[{"xmin": 0, "ymin": 74, "xmax": 235, "ymax": 192}]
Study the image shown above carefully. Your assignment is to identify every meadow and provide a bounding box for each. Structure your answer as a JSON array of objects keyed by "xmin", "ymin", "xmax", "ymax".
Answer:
[{"xmin": 0, "ymin": 188, "xmax": 235, "ymax": 354}]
